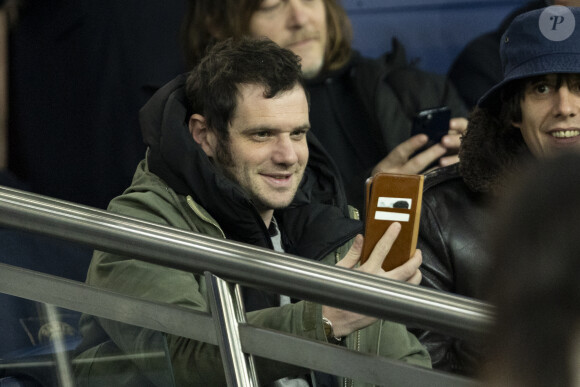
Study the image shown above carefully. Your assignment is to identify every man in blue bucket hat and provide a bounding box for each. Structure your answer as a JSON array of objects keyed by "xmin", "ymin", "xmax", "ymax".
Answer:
[{"xmin": 414, "ymin": 5, "xmax": 580, "ymax": 375}]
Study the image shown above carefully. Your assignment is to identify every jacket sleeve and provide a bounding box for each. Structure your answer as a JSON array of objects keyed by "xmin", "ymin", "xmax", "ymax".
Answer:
[{"xmin": 80, "ymin": 249, "xmax": 325, "ymax": 387}]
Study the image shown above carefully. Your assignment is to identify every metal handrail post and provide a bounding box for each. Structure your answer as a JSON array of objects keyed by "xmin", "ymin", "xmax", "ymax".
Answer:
[
  {"xmin": 42, "ymin": 303, "xmax": 75, "ymax": 387},
  {"xmin": 206, "ymin": 272, "xmax": 258, "ymax": 387},
  {"xmin": 233, "ymin": 284, "xmax": 259, "ymax": 381}
]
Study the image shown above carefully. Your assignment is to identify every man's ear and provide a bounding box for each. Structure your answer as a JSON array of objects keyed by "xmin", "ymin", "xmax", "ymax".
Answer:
[{"xmin": 189, "ymin": 114, "xmax": 216, "ymax": 157}]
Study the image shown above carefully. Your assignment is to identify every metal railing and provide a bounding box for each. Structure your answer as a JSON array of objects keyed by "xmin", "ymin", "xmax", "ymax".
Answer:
[{"xmin": 0, "ymin": 186, "xmax": 492, "ymax": 386}]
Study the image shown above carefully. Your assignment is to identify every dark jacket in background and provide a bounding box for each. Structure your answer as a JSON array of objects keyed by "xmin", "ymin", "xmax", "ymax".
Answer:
[{"xmin": 9, "ymin": 0, "xmax": 186, "ymax": 209}]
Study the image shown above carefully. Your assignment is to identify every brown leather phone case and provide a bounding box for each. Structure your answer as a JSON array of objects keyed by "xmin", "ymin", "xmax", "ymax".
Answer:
[{"xmin": 360, "ymin": 173, "xmax": 424, "ymax": 271}]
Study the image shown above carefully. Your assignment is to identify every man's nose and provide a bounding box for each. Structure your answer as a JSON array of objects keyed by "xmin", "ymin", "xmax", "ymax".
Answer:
[
  {"xmin": 287, "ymin": 0, "xmax": 309, "ymax": 27},
  {"xmin": 272, "ymin": 136, "xmax": 299, "ymax": 165},
  {"xmin": 553, "ymin": 86, "xmax": 580, "ymax": 117}
]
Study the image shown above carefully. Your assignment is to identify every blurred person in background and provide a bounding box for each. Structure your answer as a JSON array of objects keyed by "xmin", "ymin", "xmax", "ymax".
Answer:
[{"xmin": 482, "ymin": 152, "xmax": 580, "ymax": 387}]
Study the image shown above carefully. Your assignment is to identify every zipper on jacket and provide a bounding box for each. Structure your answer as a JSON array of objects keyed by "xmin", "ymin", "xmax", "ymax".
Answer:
[
  {"xmin": 345, "ymin": 203, "xmax": 361, "ymax": 387},
  {"xmin": 343, "ymin": 330, "xmax": 361, "ymax": 387},
  {"xmin": 186, "ymin": 196, "xmax": 226, "ymax": 238}
]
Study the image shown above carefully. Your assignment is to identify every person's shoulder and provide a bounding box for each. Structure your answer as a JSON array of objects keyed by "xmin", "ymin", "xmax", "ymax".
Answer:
[
  {"xmin": 107, "ymin": 161, "xmax": 182, "ymax": 220},
  {"xmin": 351, "ymin": 40, "xmax": 467, "ymax": 118},
  {"xmin": 354, "ymin": 39, "xmax": 414, "ymax": 76},
  {"xmin": 420, "ymin": 165, "xmax": 480, "ymax": 227},
  {"xmin": 422, "ymin": 164, "xmax": 487, "ymax": 212},
  {"xmin": 423, "ymin": 164, "xmax": 465, "ymax": 194},
  {"xmin": 354, "ymin": 41, "xmax": 454, "ymax": 106},
  {"xmin": 349, "ymin": 39, "xmax": 424, "ymax": 88}
]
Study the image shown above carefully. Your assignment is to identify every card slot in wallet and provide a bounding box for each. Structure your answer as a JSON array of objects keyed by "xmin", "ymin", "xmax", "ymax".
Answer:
[{"xmin": 360, "ymin": 173, "xmax": 424, "ymax": 271}]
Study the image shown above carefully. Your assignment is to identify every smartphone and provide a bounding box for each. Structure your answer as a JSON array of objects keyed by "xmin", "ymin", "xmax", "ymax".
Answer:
[
  {"xmin": 410, "ymin": 106, "xmax": 451, "ymax": 153},
  {"xmin": 360, "ymin": 173, "xmax": 424, "ymax": 271}
]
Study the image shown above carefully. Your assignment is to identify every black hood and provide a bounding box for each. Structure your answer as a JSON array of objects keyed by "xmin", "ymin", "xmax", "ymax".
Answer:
[{"xmin": 139, "ymin": 74, "xmax": 361, "ymax": 258}]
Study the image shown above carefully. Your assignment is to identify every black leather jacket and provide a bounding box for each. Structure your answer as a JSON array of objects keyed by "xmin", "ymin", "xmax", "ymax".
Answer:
[{"xmin": 414, "ymin": 164, "xmax": 494, "ymax": 375}]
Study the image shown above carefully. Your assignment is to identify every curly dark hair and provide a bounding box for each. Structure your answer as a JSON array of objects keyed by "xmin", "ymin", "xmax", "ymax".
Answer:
[{"xmin": 459, "ymin": 79, "xmax": 531, "ymax": 193}]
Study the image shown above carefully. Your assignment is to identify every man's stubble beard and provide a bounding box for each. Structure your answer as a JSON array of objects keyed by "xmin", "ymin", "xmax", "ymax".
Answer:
[{"xmin": 213, "ymin": 136, "xmax": 301, "ymax": 212}]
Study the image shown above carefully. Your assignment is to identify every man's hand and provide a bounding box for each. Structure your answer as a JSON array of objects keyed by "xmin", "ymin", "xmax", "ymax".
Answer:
[
  {"xmin": 371, "ymin": 117, "xmax": 468, "ymax": 175},
  {"xmin": 335, "ymin": 223, "xmax": 421, "ymax": 284},
  {"xmin": 321, "ymin": 223, "xmax": 422, "ymax": 338}
]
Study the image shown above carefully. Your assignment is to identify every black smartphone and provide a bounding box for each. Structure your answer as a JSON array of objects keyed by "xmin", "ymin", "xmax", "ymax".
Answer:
[
  {"xmin": 410, "ymin": 106, "xmax": 451, "ymax": 148},
  {"xmin": 409, "ymin": 106, "xmax": 451, "ymax": 171}
]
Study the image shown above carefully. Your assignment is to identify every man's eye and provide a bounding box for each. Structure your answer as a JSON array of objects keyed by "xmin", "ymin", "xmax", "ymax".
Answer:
[
  {"xmin": 570, "ymin": 81, "xmax": 580, "ymax": 93},
  {"xmin": 259, "ymin": 0, "xmax": 282, "ymax": 12},
  {"xmin": 529, "ymin": 82, "xmax": 552, "ymax": 95},
  {"xmin": 535, "ymin": 84, "xmax": 550, "ymax": 94},
  {"xmin": 253, "ymin": 131, "xmax": 271, "ymax": 140},
  {"xmin": 291, "ymin": 130, "xmax": 307, "ymax": 139}
]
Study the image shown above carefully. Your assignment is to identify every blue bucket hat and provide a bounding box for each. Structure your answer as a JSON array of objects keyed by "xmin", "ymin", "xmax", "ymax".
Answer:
[{"xmin": 478, "ymin": 6, "xmax": 580, "ymax": 108}]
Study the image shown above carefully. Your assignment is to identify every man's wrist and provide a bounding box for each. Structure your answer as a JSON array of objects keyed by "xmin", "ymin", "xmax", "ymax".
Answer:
[{"xmin": 322, "ymin": 316, "xmax": 342, "ymax": 344}]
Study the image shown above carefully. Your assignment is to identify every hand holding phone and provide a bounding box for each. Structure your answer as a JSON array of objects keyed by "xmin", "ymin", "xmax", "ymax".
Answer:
[
  {"xmin": 410, "ymin": 106, "xmax": 451, "ymax": 154},
  {"xmin": 411, "ymin": 106, "xmax": 451, "ymax": 144},
  {"xmin": 360, "ymin": 173, "xmax": 424, "ymax": 271}
]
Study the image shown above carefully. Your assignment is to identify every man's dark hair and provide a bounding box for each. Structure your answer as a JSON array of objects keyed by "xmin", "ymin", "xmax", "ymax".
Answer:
[{"xmin": 185, "ymin": 36, "xmax": 305, "ymax": 159}]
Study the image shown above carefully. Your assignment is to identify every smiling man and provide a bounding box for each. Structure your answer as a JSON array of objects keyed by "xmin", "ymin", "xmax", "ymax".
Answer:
[
  {"xmin": 415, "ymin": 5, "xmax": 580, "ymax": 375},
  {"xmin": 188, "ymin": 82, "xmax": 310, "ymax": 225},
  {"xmin": 513, "ymin": 73, "xmax": 580, "ymax": 158},
  {"xmin": 74, "ymin": 37, "xmax": 430, "ymax": 387}
]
